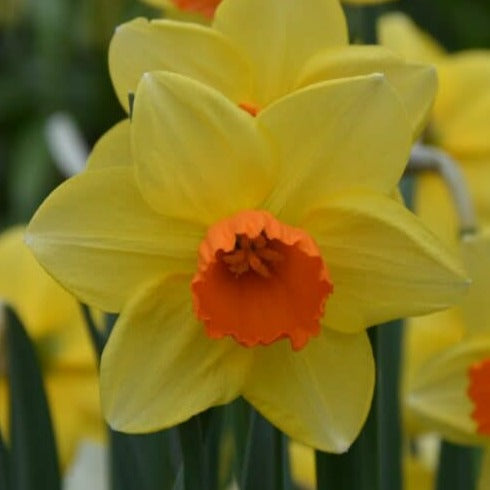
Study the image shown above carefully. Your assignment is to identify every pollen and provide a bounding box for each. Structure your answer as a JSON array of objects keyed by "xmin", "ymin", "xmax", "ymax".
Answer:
[
  {"xmin": 220, "ymin": 232, "xmax": 283, "ymax": 278},
  {"xmin": 468, "ymin": 358, "xmax": 490, "ymax": 435},
  {"xmin": 191, "ymin": 210, "xmax": 333, "ymax": 350}
]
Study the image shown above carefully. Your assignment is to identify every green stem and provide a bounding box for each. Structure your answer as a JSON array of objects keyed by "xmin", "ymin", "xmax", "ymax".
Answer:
[
  {"xmin": 273, "ymin": 429, "xmax": 293, "ymax": 490},
  {"xmin": 80, "ymin": 303, "xmax": 105, "ymax": 359},
  {"xmin": 377, "ymin": 321, "xmax": 403, "ymax": 490},
  {"xmin": 178, "ymin": 415, "xmax": 208, "ymax": 490},
  {"xmin": 0, "ymin": 430, "xmax": 9, "ymax": 490},
  {"xmin": 241, "ymin": 408, "xmax": 292, "ymax": 490},
  {"xmin": 436, "ymin": 441, "xmax": 481, "ymax": 490}
]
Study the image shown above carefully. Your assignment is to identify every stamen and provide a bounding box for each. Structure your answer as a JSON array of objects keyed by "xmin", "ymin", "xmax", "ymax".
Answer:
[
  {"xmin": 191, "ymin": 210, "xmax": 333, "ymax": 350},
  {"xmin": 221, "ymin": 232, "xmax": 283, "ymax": 279}
]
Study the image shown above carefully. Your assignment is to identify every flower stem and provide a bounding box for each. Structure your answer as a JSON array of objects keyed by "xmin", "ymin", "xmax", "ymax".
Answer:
[
  {"xmin": 376, "ymin": 321, "xmax": 403, "ymax": 490},
  {"xmin": 407, "ymin": 143, "xmax": 478, "ymax": 236},
  {"xmin": 80, "ymin": 303, "xmax": 105, "ymax": 359},
  {"xmin": 436, "ymin": 441, "xmax": 481, "ymax": 490},
  {"xmin": 178, "ymin": 415, "xmax": 208, "ymax": 490},
  {"xmin": 241, "ymin": 407, "xmax": 292, "ymax": 490}
]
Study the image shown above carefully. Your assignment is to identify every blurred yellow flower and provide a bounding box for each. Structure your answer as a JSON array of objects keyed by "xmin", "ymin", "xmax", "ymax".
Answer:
[
  {"xmin": 27, "ymin": 67, "xmax": 467, "ymax": 451},
  {"xmin": 0, "ymin": 227, "xmax": 103, "ymax": 467},
  {"xmin": 143, "ymin": 0, "xmax": 397, "ymax": 20},
  {"xmin": 404, "ymin": 232, "xmax": 490, "ymax": 445},
  {"xmin": 379, "ymin": 13, "xmax": 490, "ymax": 246},
  {"xmin": 112, "ymin": 0, "xmax": 436, "ymax": 138},
  {"xmin": 403, "ymin": 231, "xmax": 490, "ymax": 489}
]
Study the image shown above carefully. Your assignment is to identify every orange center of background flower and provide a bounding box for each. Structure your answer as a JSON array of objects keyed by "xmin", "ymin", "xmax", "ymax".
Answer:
[
  {"xmin": 191, "ymin": 210, "xmax": 333, "ymax": 350},
  {"xmin": 468, "ymin": 358, "xmax": 490, "ymax": 435},
  {"xmin": 172, "ymin": 0, "xmax": 221, "ymax": 18},
  {"xmin": 238, "ymin": 102, "xmax": 260, "ymax": 117}
]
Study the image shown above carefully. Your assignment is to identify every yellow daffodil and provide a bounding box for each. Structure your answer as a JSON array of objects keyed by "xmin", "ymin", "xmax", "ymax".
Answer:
[
  {"xmin": 27, "ymin": 67, "xmax": 467, "ymax": 451},
  {"xmin": 405, "ymin": 232, "xmax": 490, "ymax": 444},
  {"xmin": 0, "ymin": 227, "xmax": 103, "ymax": 467},
  {"xmin": 378, "ymin": 13, "xmax": 490, "ymax": 246},
  {"xmin": 111, "ymin": 0, "xmax": 436, "ymax": 139},
  {"xmin": 143, "ymin": 0, "xmax": 397, "ymax": 20},
  {"xmin": 403, "ymin": 231, "xmax": 490, "ymax": 489},
  {"xmin": 143, "ymin": 0, "xmax": 220, "ymax": 19}
]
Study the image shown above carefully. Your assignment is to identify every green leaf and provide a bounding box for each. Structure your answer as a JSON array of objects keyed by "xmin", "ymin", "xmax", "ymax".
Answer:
[
  {"xmin": 0, "ymin": 429, "xmax": 10, "ymax": 490},
  {"xmin": 110, "ymin": 428, "xmax": 180, "ymax": 490},
  {"xmin": 5, "ymin": 307, "xmax": 61, "ymax": 490},
  {"xmin": 241, "ymin": 407, "xmax": 292, "ymax": 490},
  {"xmin": 436, "ymin": 441, "xmax": 481, "ymax": 490},
  {"xmin": 178, "ymin": 416, "xmax": 208, "ymax": 490},
  {"xmin": 377, "ymin": 321, "xmax": 403, "ymax": 490}
]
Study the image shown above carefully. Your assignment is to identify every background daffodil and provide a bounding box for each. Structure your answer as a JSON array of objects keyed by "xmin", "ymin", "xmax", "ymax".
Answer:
[
  {"xmin": 379, "ymin": 13, "xmax": 490, "ymax": 247},
  {"xmin": 110, "ymin": 0, "xmax": 436, "ymax": 138},
  {"xmin": 403, "ymin": 231, "xmax": 490, "ymax": 490},
  {"xmin": 27, "ymin": 70, "xmax": 467, "ymax": 452},
  {"xmin": 0, "ymin": 227, "xmax": 104, "ymax": 468},
  {"xmin": 141, "ymin": 0, "xmax": 398, "ymax": 20}
]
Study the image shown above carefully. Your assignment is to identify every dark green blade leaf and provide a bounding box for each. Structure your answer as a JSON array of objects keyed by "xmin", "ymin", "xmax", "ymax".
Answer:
[
  {"xmin": 436, "ymin": 441, "xmax": 481, "ymax": 490},
  {"xmin": 0, "ymin": 429, "xmax": 10, "ymax": 490},
  {"xmin": 6, "ymin": 307, "xmax": 61, "ymax": 490},
  {"xmin": 110, "ymin": 428, "xmax": 181, "ymax": 490},
  {"xmin": 241, "ymin": 406, "xmax": 293, "ymax": 490}
]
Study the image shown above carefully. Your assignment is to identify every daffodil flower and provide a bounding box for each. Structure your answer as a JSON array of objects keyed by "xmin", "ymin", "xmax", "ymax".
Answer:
[
  {"xmin": 403, "ymin": 231, "xmax": 490, "ymax": 490},
  {"xmin": 0, "ymin": 227, "xmax": 103, "ymax": 467},
  {"xmin": 143, "ymin": 0, "xmax": 397, "ymax": 20},
  {"xmin": 27, "ymin": 70, "xmax": 467, "ymax": 451},
  {"xmin": 379, "ymin": 13, "xmax": 490, "ymax": 247},
  {"xmin": 110, "ymin": 0, "xmax": 436, "ymax": 139}
]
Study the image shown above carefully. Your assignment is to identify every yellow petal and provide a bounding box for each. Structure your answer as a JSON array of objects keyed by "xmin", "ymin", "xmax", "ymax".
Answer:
[
  {"xmin": 85, "ymin": 119, "xmax": 131, "ymax": 171},
  {"xmin": 289, "ymin": 442, "xmax": 316, "ymax": 489},
  {"xmin": 0, "ymin": 377, "xmax": 9, "ymax": 440},
  {"xmin": 109, "ymin": 18, "xmax": 251, "ymax": 112},
  {"xmin": 377, "ymin": 13, "xmax": 446, "ymax": 64},
  {"xmin": 413, "ymin": 172, "xmax": 459, "ymax": 251},
  {"xmin": 408, "ymin": 336, "xmax": 490, "ymax": 446},
  {"xmin": 132, "ymin": 71, "xmax": 275, "ymax": 224},
  {"xmin": 434, "ymin": 52, "xmax": 490, "ymax": 158},
  {"xmin": 243, "ymin": 329, "xmax": 374, "ymax": 452},
  {"xmin": 45, "ymin": 371, "xmax": 104, "ymax": 468},
  {"xmin": 459, "ymin": 231, "xmax": 490, "ymax": 336},
  {"xmin": 404, "ymin": 450, "xmax": 435, "ymax": 490},
  {"xmin": 303, "ymin": 191, "xmax": 468, "ymax": 333},
  {"xmin": 100, "ymin": 276, "xmax": 251, "ymax": 432},
  {"xmin": 296, "ymin": 45, "xmax": 437, "ymax": 138},
  {"xmin": 403, "ymin": 310, "xmax": 465, "ymax": 435},
  {"xmin": 462, "ymin": 158, "xmax": 490, "ymax": 223},
  {"xmin": 258, "ymin": 75, "xmax": 411, "ymax": 224},
  {"xmin": 0, "ymin": 371, "xmax": 103, "ymax": 469},
  {"xmin": 26, "ymin": 167, "xmax": 203, "ymax": 313},
  {"xmin": 0, "ymin": 227, "xmax": 79, "ymax": 336},
  {"xmin": 213, "ymin": 0, "xmax": 347, "ymax": 105}
]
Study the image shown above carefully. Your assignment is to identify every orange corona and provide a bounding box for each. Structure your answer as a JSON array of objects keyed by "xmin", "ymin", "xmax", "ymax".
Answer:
[{"xmin": 191, "ymin": 210, "xmax": 333, "ymax": 350}]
